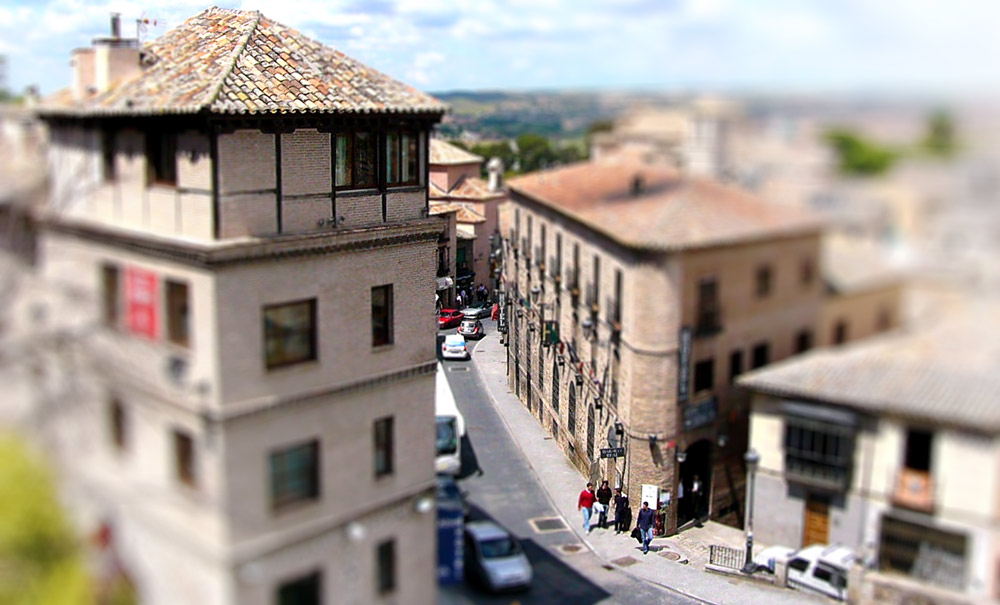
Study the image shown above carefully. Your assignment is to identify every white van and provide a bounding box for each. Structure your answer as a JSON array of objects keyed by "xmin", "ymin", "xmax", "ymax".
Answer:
[
  {"xmin": 435, "ymin": 363, "xmax": 465, "ymax": 475},
  {"xmin": 783, "ymin": 544, "xmax": 854, "ymax": 601}
]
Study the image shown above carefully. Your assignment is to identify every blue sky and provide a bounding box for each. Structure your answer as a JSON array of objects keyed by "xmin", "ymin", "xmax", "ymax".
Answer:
[{"xmin": 1, "ymin": 0, "xmax": 998, "ymax": 96}]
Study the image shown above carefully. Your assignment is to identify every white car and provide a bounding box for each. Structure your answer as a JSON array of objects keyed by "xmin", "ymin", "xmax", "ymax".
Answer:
[
  {"xmin": 441, "ymin": 334, "xmax": 470, "ymax": 360},
  {"xmin": 464, "ymin": 521, "xmax": 532, "ymax": 592},
  {"xmin": 756, "ymin": 543, "xmax": 854, "ymax": 601},
  {"xmin": 461, "ymin": 305, "xmax": 489, "ymax": 320}
]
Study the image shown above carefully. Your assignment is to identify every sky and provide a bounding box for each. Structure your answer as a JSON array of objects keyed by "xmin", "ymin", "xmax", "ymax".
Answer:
[{"xmin": 0, "ymin": 0, "xmax": 998, "ymax": 97}]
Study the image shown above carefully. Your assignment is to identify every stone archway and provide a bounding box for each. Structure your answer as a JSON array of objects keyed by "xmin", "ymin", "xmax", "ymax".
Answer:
[{"xmin": 677, "ymin": 439, "xmax": 713, "ymax": 528}]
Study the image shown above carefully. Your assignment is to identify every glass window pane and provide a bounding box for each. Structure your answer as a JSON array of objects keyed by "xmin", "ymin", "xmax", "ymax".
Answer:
[
  {"xmin": 403, "ymin": 132, "xmax": 418, "ymax": 183},
  {"xmin": 335, "ymin": 134, "xmax": 351, "ymax": 187},
  {"xmin": 386, "ymin": 132, "xmax": 399, "ymax": 184},
  {"xmin": 356, "ymin": 132, "xmax": 376, "ymax": 188},
  {"xmin": 264, "ymin": 300, "xmax": 316, "ymax": 368}
]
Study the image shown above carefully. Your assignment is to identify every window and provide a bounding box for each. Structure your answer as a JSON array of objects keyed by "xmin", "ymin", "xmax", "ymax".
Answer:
[
  {"xmin": 277, "ymin": 571, "xmax": 321, "ymax": 605},
  {"xmin": 877, "ymin": 307, "xmax": 892, "ymax": 331},
  {"xmin": 146, "ymin": 132, "xmax": 177, "ymax": 186},
  {"xmin": 109, "ymin": 398, "xmax": 126, "ymax": 451},
  {"xmin": 755, "ymin": 265, "xmax": 772, "ymax": 298},
  {"xmin": 693, "ymin": 358, "xmax": 714, "ymax": 393},
  {"xmin": 386, "ymin": 131, "xmax": 419, "ymax": 186},
  {"xmin": 586, "ymin": 404, "xmax": 595, "ymax": 460},
  {"xmin": 795, "ymin": 329, "xmax": 813, "ymax": 354},
  {"xmin": 788, "ymin": 558, "xmax": 810, "ymax": 573},
  {"xmin": 729, "ymin": 350, "xmax": 743, "ymax": 384},
  {"xmin": 567, "ymin": 383, "xmax": 576, "ymax": 435},
  {"xmin": 376, "ymin": 539, "xmax": 396, "ymax": 594},
  {"xmin": 371, "ymin": 285, "xmax": 393, "ymax": 347},
  {"xmin": 784, "ymin": 418, "xmax": 854, "ymax": 490},
  {"xmin": 833, "ymin": 320, "xmax": 848, "ymax": 345},
  {"xmin": 751, "ymin": 342, "xmax": 770, "ymax": 369},
  {"xmin": 102, "ymin": 264, "xmax": 120, "ymax": 327},
  {"xmin": 904, "ymin": 428, "xmax": 933, "ymax": 471},
  {"xmin": 878, "ymin": 514, "xmax": 967, "ymax": 591},
  {"xmin": 551, "ymin": 361, "xmax": 559, "ymax": 412},
  {"xmin": 374, "ymin": 417, "xmax": 394, "ymax": 477},
  {"xmin": 270, "ymin": 440, "xmax": 320, "ymax": 510},
  {"xmin": 813, "ymin": 563, "xmax": 836, "ymax": 584},
  {"xmin": 173, "ymin": 429, "xmax": 195, "ymax": 487},
  {"xmin": 696, "ymin": 277, "xmax": 720, "ymax": 334},
  {"xmin": 102, "ymin": 131, "xmax": 116, "ymax": 182},
  {"xmin": 264, "ymin": 299, "xmax": 317, "ymax": 369},
  {"xmin": 335, "ymin": 132, "xmax": 377, "ymax": 189},
  {"xmin": 801, "ymin": 258, "xmax": 815, "ymax": 287},
  {"xmin": 166, "ymin": 280, "xmax": 190, "ymax": 348}
]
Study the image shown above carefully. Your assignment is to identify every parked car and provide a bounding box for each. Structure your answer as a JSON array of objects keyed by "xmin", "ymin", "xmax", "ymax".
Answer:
[
  {"xmin": 461, "ymin": 305, "xmax": 489, "ymax": 320},
  {"xmin": 755, "ymin": 544, "xmax": 854, "ymax": 601},
  {"xmin": 441, "ymin": 334, "xmax": 470, "ymax": 360},
  {"xmin": 439, "ymin": 308, "xmax": 465, "ymax": 329},
  {"xmin": 464, "ymin": 521, "xmax": 532, "ymax": 593},
  {"xmin": 458, "ymin": 319, "xmax": 485, "ymax": 339}
]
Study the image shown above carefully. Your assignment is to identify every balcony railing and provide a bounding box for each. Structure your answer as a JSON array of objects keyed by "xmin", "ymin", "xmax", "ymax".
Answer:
[{"xmin": 892, "ymin": 468, "xmax": 935, "ymax": 513}]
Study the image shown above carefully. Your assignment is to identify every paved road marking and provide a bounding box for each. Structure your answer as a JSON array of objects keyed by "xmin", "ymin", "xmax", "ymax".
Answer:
[{"xmin": 448, "ymin": 366, "xmax": 470, "ymax": 372}]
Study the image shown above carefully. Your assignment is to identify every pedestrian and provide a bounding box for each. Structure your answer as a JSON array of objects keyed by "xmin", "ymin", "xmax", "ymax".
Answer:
[
  {"xmin": 596, "ymin": 480, "xmax": 613, "ymax": 529},
  {"xmin": 456, "ymin": 293, "xmax": 463, "ymax": 308},
  {"xmin": 577, "ymin": 482, "xmax": 596, "ymax": 533},
  {"xmin": 490, "ymin": 302, "xmax": 499, "ymax": 322},
  {"xmin": 461, "ymin": 289, "xmax": 468, "ymax": 305},
  {"xmin": 613, "ymin": 487, "xmax": 630, "ymax": 534},
  {"xmin": 636, "ymin": 501, "xmax": 656, "ymax": 555},
  {"xmin": 691, "ymin": 474, "xmax": 702, "ymax": 523}
]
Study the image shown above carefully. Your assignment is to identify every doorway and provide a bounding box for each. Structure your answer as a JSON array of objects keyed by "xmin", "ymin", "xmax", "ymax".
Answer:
[
  {"xmin": 803, "ymin": 494, "xmax": 830, "ymax": 546},
  {"xmin": 677, "ymin": 439, "xmax": 712, "ymax": 528}
]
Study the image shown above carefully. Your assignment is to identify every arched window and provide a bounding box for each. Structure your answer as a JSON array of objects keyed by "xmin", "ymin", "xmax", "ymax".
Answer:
[
  {"xmin": 552, "ymin": 361, "xmax": 560, "ymax": 412},
  {"xmin": 568, "ymin": 383, "xmax": 577, "ymax": 435},
  {"xmin": 587, "ymin": 404, "xmax": 595, "ymax": 460}
]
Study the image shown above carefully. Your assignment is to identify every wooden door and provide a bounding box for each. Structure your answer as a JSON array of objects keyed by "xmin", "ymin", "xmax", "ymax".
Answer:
[{"xmin": 803, "ymin": 495, "xmax": 830, "ymax": 546}]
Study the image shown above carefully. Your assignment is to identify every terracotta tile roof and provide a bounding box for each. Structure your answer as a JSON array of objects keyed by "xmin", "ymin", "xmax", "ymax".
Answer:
[
  {"xmin": 738, "ymin": 302, "xmax": 1000, "ymax": 432},
  {"xmin": 430, "ymin": 176, "xmax": 505, "ymax": 202},
  {"xmin": 429, "ymin": 202, "xmax": 486, "ymax": 224},
  {"xmin": 41, "ymin": 7, "xmax": 446, "ymax": 117},
  {"xmin": 509, "ymin": 159, "xmax": 823, "ymax": 251},
  {"xmin": 430, "ymin": 139, "xmax": 483, "ymax": 165}
]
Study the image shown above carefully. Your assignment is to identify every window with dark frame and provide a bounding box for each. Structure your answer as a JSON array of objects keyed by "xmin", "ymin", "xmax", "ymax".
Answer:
[
  {"xmin": 264, "ymin": 299, "xmax": 317, "ymax": 369},
  {"xmin": 371, "ymin": 285, "xmax": 394, "ymax": 347},
  {"xmin": 102, "ymin": 130, "xmax": 116, "ymax": 182},
  {"xmin": 784, "ymin": 418, "xmax": 854, "ymax": 491},
  {"xmin": 693, "ymin": 358, "xmax": 714, "ymax": 394},
  {"xmin": 374, "ymin": 416, "xmax": 394, "ymax": 478},
  {"xmin": 173, "ymin": 428, "xmax": 195, "ymax": 487},
  {"xmin": 904, "ymin": 428, "xmax": 933, "ymax": 471},
  {"xmin": 277, "ymin": 570, "xmax": 321, "ymax": 605},
  {"xmin": 551, "ymin": 361, "xmax": 559, "ymax": 412},
  {"xmin": 270, "ymin": 440, "xmax": 320, "ymax": 510},
  {"xmin": 385, "ymin": 131, "xmax": 419, "ymax": 186},
  {"xmin": 335, "ymin": 132, "xmax": 377, "ymax": 189},
  {"xmin": 376, "ymin": 539, "xmax": 396, "ymax": 594},
  {"xmin": 110, "ymin": 398, "xmax": 126, "ymax": 451},
  {"xmin": 877, "ymin": 307, "xmax": 892, "ymax": 331},
  {"xmin": 729, "ymin": 350, "xmax": 744, "ymax": 384},
  {"xmin": 102, "ymin": 264, "xmax": 120, "ymax": 327},
  {"xmin": 834, "ymin": 320, "xmax": 848, "ymax": 345},
  {"xmin": 801, "ymin": 258, "xmax": 815, "ymax": 287},
  {"xmin": 166, "ymin": 280, "xmax": 190, "ymax": 348},
  {"xmin": 795, "ymin": 329, "xmax": 813, "ymax": 354},
  {"xmin": 755, "ymin": 265, "xmax": 772, "ymax": 298},
  {"xmin": 751, "ymin": 342, "xmax": 770, "ymax": 369},
  {"xmin": 146, "ymin": 132, "xmax": 177, "ymax": 186},
  {"xmin": 567, "ymin": 383, "xmax": 577, "ymax": 435},
  {"xmin": 696, "ymin": 277, "xmax": 720, "ymax": 334}
]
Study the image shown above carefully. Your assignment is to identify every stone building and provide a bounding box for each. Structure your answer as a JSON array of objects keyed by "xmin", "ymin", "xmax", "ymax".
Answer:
[
  {"xmin": 429, "ymin": 139, "xmax": 506, "ymax": 298},
  {"xmin": 33, "ymin": 9, "xmax": 444, "ymax": 604},
  {"xmin": 501, "ymin": 157, "xmax": 825, "ymax": 534},
  {"xmin": 740, "ymin": 301, "xmax": 1000, "ymax": 603}
]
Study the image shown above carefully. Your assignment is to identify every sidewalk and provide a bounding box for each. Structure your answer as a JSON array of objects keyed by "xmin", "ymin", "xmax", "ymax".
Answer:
[{"xmin": 471, "ymin": 330, "xmax": 820, "ymax": 605}]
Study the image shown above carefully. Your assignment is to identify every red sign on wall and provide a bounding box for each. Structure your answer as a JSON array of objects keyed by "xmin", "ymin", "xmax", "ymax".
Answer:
[{"xmin": 126, "ymin": 267, "xmax": 158, "ymax": 339}]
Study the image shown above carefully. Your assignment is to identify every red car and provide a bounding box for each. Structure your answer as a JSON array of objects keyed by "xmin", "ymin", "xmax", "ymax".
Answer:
[{"xmin": 438, "ymin": 308, "xmax": 465, "ymax": 329}]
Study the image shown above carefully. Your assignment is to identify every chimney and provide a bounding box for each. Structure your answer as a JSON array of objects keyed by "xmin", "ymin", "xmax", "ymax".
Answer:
[
  {"xmin": 73, "ymin": 12, "xmax": 141, "ymax": 100},
  {"xmin": 487, "ymin": 157, "xmax": 503, "ymax": 192},
  {"xmin": 110, "ymin": 12, "xmax": 122, "ymax": 39}
]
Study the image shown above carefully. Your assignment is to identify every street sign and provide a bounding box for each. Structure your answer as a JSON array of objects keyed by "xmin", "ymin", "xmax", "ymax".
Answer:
[{"xmin": 599, "ymin": 447, "xmax": 625, "ymax": 459}]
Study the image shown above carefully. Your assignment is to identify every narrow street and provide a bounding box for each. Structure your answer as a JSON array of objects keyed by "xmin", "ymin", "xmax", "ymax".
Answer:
[{"xmin": 438, "ymin": 320, "xmax": 699, "ymax": 604}]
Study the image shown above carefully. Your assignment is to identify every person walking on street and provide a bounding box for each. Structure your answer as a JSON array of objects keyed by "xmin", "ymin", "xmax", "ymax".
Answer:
[
  {"xmin": 577, "ymin": 482, "xmax": 596, "ymax": 533},
  {"xmin": 595, "ymin": 480, "xmax": 613, "ymax": 529},
  {"xmin": 613, "ymin": 487, "xmax": 630, "ymax": 534},
  {"xmin": 636, "ymin": 501, "xmax": 656, "ymax": 554}
]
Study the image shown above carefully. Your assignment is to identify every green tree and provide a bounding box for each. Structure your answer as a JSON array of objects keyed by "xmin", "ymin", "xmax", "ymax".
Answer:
[
  {"xmin": 922, "ymin": 110, "xmax": 957, "ymax": 157},
  {"xmin": 824, "ymin": 128, "xmax": 899, "ymax": 177},
  {"xmin": 0, "ymin": 433, "xmax": 92, "ymax": 605},
  {"xmin": 515, "ymin": 133, "xmax": 556, "ymax": 173}
]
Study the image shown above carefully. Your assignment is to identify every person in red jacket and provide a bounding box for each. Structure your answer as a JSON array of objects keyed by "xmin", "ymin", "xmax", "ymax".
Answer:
[{"xmin": 577, "ymin": 482, "xmax": 596, "ymax": 533}]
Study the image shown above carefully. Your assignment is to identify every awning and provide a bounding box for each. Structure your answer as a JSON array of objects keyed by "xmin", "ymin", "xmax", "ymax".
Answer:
[{"xmin": 436, "ymin": 277, "xmax": 454, "ymax": 291}]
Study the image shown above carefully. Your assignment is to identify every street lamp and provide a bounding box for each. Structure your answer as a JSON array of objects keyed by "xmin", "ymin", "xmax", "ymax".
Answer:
[{"xmin": 742, "ymin": 448, "xmax": 761, "ymax": 574}]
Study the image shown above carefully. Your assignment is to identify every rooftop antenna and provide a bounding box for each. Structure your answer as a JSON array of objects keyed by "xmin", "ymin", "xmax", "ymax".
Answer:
[{"xmin": 136, "ymin": 13, "xmax": 163, "ymax": 44}]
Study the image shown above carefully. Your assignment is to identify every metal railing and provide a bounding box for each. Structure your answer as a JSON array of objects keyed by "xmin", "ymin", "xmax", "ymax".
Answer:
[{"xmin": 709, "ymin": 544, "xmax": 744, "ymax": 570}]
